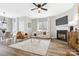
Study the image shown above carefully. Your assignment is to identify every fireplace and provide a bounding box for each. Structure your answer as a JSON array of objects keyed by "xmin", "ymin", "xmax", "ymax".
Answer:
[{"xmin": 57, "ymin": 30, "xmax": 68, "ymax": 42}]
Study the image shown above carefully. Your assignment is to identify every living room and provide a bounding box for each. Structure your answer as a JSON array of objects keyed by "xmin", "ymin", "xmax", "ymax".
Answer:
[{"xmin": 0, "ymin": 3, "xmax": 79, "ymax": 56}]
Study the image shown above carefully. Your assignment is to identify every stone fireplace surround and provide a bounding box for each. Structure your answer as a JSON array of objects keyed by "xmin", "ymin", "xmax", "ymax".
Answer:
[{"xmin": 57, "ymin": 30, "xmax": 68, "ymax": 42}]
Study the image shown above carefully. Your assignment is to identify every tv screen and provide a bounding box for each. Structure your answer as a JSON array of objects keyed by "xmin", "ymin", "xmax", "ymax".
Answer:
[{"xmin": 56, "ymin": 16, "xmax": 68, "ymax": 26}]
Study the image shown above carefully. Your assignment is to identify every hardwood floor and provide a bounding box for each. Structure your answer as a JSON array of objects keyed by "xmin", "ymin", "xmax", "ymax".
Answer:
[{"xmin": 0, "ymin": 38, "xmax": 78, "ymax": 56}]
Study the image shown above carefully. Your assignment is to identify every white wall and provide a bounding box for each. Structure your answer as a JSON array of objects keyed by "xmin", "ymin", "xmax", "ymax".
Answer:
[
  {"xmin": 32, "ymin": 19, "xmax": 37, "ymax": 32},
  {"xmin": 68, "ymin": 4, "xmax": 78, "ymax": 27},
  {"xmin": 49, "ymin": 16, "xmax": 56, "ymax": 38},
  {"xmin": 49, "ymin": 5, "xmax": 77, "ymax": 38},
  {"xmin": 73, "ymin": 4, "xmax": 79, "ymax": 28}
]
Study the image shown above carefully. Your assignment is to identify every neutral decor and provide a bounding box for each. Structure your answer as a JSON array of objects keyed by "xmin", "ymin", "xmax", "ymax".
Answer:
[
  {"xmin": 32, "ymin": 31, "xmax": 50, "ymax": 39},
  {"xmin": 9, "ymin": 38, "xmax": 50, "ymax": 55}
]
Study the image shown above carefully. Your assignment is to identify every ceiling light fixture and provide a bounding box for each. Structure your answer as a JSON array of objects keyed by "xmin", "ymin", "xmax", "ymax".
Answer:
[{"xmin": 2, "ymin": 12, "xmax": 7, "ymax": 24}]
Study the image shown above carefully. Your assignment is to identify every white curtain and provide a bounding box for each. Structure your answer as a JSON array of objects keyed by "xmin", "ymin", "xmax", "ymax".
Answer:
[
  {"xmin": 19, "ymin": 20, "xmax": 25, "ymax": 32},
  {"xmin": 12, "ymin": 19, "xmax": 17, "ymax": 34},
  {"xmin": 12, "ymin": 18, "xmax": 25, "ymax": 35}
]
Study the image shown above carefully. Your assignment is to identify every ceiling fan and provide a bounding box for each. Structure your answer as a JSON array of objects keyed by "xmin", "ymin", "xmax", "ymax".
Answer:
[{"xmin": 31, "ymin": 3, "xmax": 47, "ymax": 13}]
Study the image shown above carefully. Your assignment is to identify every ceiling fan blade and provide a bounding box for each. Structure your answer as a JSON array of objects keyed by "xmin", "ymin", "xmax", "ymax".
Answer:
[
  {"xmin": 42, "ymin": 3, "xmax": 47, "ymax": 7},
  {"xmin": 31, "ymin": 8, "xmax": 38, "ymax": 10},
  {"xmin": 33, "ymin": 3, "xmax": 38, "ymax": 7},
  {"xmin": 41, "ymin": 8, "xmax": 47, "ymax": 11}
]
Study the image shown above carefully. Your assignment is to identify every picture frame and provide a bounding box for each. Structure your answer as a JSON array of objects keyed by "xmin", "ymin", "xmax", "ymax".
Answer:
[{"xmin": 28, "ymin": 22, "xmax": 31, "ymax": 28}]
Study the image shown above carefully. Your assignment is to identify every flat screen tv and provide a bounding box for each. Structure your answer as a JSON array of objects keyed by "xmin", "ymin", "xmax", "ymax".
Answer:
[{"xmin": 56, "ymin": 16, "xmax": 68, "ymax": 26}]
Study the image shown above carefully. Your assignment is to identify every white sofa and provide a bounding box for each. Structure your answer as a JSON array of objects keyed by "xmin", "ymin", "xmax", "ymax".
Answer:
[{"xmin": 32, "ymin": 31, "xmax": 50, "ymax": 38}]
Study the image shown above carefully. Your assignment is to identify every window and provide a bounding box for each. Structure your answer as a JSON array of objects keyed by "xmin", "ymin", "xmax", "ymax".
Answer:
[{"xmin": 37, "ymin": 18, "xmax": 48, "ymax": 31}]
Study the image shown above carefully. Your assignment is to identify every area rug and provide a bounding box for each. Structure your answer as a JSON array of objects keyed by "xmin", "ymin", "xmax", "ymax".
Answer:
[{"xmin": 9, "ymin": 38, "xmax": 50, "ymax": 55}]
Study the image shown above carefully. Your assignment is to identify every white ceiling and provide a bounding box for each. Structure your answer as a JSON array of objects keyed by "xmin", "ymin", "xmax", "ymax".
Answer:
[{"xmin": 0, "ymin": 3, "xmax": 74, "ymax": 18}]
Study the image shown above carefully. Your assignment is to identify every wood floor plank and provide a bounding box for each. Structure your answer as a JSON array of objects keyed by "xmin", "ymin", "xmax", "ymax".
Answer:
[{"xmin": 0, "ymin": 39, "xmax": 78, "ymax": 56}]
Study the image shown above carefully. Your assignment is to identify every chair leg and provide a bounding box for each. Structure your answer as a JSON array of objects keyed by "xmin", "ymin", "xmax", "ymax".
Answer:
[
  {"xmin": 13, "ymin": 37, "xmax": 17, "ymax": 43},
  {"xmin": 0, "ymin": 37, "xmax": 2, "ymax": 41},
  {"xmin": 5, "ymin": 38, "xmax": 9, "ymax": 43},
  {"xmin": 0, "ymin": 37, "xmax": 1, "ymax": 41}
]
